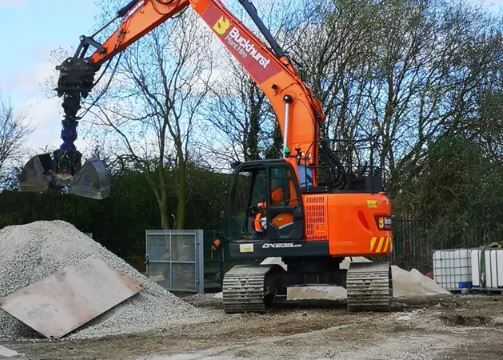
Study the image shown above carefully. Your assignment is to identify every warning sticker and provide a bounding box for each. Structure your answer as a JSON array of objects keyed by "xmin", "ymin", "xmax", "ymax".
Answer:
[
  {"xmin": 239, "ymin": 244, "xmax": 254, "ymax": 253},
  {"xmin": 367, "ymin": 200, "xmax": 378, "ymax": 208}
]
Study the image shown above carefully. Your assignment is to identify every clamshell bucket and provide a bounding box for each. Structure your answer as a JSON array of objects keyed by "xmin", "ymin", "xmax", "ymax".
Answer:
[
  {"xmin": 71, "ymin": 158, "xmax": 110, "ymax": 200},
  {"xmin": 18, "ymin": 153, "xmax": 53, "ymax": 192},
  {"xmin": 19, "ymin": 155, "xmax": 109, "ymax": 200}
]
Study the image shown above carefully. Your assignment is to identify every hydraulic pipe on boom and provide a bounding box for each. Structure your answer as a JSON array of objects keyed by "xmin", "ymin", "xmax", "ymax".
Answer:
[
  {"xmin": 237, "ymin": 0, "xmax": 286, "ymax": 58},
  {"xmin": 283, "ymin": 95, "xmax": 292, "ymax": 158}
]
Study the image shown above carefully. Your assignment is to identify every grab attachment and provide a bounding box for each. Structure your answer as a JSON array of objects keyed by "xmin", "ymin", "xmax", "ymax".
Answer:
[
  {"xmin": 19, "ymin": 153, "xmax": 109, "ymax": 200},
  {"xmin": 18, "ymin": 55, "xmax": 109, "ymax": 199}
]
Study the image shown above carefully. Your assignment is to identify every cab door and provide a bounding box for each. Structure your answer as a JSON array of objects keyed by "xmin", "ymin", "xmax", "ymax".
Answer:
[
  {"xmin": 227, "ymin": 164, "xmax": 268, "ymax": 240},
  {"xmin": 266, "ymin": 164, "xmax": 304, "ymax": 240}
]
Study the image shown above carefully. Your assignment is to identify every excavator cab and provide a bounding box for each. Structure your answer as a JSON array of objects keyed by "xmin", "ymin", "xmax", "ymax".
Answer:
[{"xmin": 227, "ymin": 160, "xmax": 304, "ymax": 243}]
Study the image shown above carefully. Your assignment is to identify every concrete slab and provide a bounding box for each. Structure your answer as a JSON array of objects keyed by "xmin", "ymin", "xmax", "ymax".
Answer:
[
  {"xmin": 0, "ymin": 345, "xmax": 19, "ymax": 357},
  {"xmin": 0, "ymin": 256, "xmax": 143, "ymax": 338}
]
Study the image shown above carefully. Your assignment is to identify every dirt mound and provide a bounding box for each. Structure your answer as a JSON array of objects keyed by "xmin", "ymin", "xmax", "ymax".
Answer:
[
  {"xmin": 440, "ymin": 313, "xmax": 489, "ymax": 327},
  {"xmin": 0, "ymin": 221, "xmax": 215, "ymax": 340}
]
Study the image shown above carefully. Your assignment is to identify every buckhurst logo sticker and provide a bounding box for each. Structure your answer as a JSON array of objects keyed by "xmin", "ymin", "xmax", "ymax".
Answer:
[
  {"xmin": 213, "ymin": 16, "xmax": 231, "ymax": 35},
  {"xmin": 213, "ymin": 16, "xmax": 271, "ymax": 70},
  {"xmin": 225, "ymin": 27, "xmax": 271, "ymax": 69},
  {"xmin": 203, "ymin": 5, "xmax": 282, "ymax": 84}
]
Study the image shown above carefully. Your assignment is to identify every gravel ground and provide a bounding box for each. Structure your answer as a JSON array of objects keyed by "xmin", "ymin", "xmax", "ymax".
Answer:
[
  {"xmin": 1, "ymin": 295, "xmax": 502, "ymax": 359},
  {"xmin": 0, "ymin": 221, "xmax": 219, "ymax": 340}
]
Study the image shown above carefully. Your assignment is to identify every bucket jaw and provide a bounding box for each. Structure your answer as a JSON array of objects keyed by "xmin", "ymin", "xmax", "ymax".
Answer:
[
  {"xmin": 19, "ymin": 153, "xmax": 110, "ymax": 200},
  {"xmin": 18, "ymin": 154, "xmax": 52, "ymax": 192},
  {"xmin": 71, "ymin": 158, "xmax": 110, "ymax": 199}
]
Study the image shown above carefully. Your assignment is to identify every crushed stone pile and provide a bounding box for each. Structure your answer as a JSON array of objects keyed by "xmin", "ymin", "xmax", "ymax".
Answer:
[{"xmin": 0, "ymin": 221, "xmax": 216, "ymax": 340}]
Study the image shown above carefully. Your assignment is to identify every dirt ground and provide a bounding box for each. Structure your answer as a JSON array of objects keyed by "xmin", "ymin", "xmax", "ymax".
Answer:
[{"xmin": 2, "ymin": 294, "xmax": 503, "ymax": 360}]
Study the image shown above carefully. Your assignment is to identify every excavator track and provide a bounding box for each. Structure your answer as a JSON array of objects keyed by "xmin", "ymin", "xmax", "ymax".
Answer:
[
  {"xmin": 346, "ymin": 262, "xmax": 392, "ymax": 312},
  {"xmin": 222, "ymin": 265, "xmax": 284, "ymax": 314}
]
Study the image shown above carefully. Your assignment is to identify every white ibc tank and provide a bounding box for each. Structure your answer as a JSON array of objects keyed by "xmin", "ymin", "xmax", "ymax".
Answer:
[
  {"xmin": 471, "ymin": 250, "xmax": 481, "ymax": 287},
  {"xmin": 471, "ymin": 249, "xmax": 503, "ymax": 289},
  {"xmin": 496, "ymin": 250, "xmax": 503, "ymax": 287},
  {"xmin": 433, "ymin": 249, "xmax": 472, "ymax": 290}
]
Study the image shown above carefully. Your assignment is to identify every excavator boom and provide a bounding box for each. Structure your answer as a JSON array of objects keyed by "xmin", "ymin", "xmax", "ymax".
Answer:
[{"xmin": 19, "ymin": 0, "xmax": 323, "ymax": 198}]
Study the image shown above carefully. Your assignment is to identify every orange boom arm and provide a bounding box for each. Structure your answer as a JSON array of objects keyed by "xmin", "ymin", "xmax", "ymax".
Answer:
[{"xmin": 88, "ymin": 0, "xmax": 324, "ymax": 166}]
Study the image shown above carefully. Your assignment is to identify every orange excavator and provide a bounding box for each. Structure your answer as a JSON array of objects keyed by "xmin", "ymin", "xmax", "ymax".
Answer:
[{"xmin": 19, "ymin": 0, "xmax": 393, "ymax": 312}]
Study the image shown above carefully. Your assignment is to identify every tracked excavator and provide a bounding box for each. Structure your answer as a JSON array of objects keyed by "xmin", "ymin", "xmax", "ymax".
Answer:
[{"xmin": 19, "ymin": 0, "xmax": 393, "ymax": 312}]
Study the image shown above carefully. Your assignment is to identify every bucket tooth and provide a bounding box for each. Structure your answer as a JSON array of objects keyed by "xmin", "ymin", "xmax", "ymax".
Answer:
[
  {"xmin": 18, "ymin": 154, "xmax": 54, "ymax": 192},
  {"xmin": 71, "ymin": 158, "xmax": 110, "ymax": 200}
]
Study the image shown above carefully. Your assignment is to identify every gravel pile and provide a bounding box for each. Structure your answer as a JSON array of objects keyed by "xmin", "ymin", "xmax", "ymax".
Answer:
[{"xmin": 0, "ymin": 221, "xmax": 216, "ymax": 340}]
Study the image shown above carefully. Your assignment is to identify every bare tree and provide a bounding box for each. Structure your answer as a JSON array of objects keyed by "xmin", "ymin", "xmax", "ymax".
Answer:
[
  {"xmin": 468, "ymin": 89, "xmax": 503, "ymax": 165},
  {"xmin": 285, "ymin": 0, "xmax": 382, "ymax": 171},
  {"xmin": 286, "ymin": 0, "xmax": 502, "ymax": 182},
  {"xmin": 0, "ymin": 95, "xmax": 31, "ymax": 185},
  {"xmin": 201, "ymin": 59, "xmax": 271, "ymax": 164},
  {"xmin": 371, "ymin": 1, "xmax": 503, "ymax": 185},
  {"xmin": 90, "ymin": 11, "xmax": 213, "ymax": 229}
]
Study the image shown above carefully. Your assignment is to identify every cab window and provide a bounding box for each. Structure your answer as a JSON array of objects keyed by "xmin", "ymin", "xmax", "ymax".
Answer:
[
  {"xmin": 297, "ymin": 165, "xmax": 313, "ymax": 188},
  {"xmin": 269, "ymin": 166, "xmax": 300, "ymax": 207}
]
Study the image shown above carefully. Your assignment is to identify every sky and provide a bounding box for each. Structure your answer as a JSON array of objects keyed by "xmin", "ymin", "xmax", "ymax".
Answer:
[
  {"xmin": 0, "ymin": 0, "xmax": 502, "ymax": 154},
  {"xmin": 0, "ymin": 0, "xmax": 98, "ymax": 152}
]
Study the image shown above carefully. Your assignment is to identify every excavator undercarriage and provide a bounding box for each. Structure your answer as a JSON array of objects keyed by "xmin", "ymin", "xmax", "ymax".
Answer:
[
  {"xmin": 223, "ymin": 265, "xmax": 285, "ymax": 313},
  {"xmin": 222, "ymin": 257, "xmax": 392, "ymax": 313}
]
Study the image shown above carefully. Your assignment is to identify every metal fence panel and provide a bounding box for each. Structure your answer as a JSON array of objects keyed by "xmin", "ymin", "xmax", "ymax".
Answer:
[
  {"xmin": 390, "ymin": 215, "xmax": 488, "ymax": 273},
  {"xmin": 145, "ymin": 230, "xmax": 204, "ymax": 293}
]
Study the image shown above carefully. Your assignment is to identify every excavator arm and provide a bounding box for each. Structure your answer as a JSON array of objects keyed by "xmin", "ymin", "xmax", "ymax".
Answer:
[{"xmin": 19, "ymin": 0, "xmax": 324, "ymax": 199}]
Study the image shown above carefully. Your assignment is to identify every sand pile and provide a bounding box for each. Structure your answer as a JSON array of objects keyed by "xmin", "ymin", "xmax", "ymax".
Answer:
[{"xmin": 0, "ymin": 221, "xmax": 215, "ymax": 340}]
